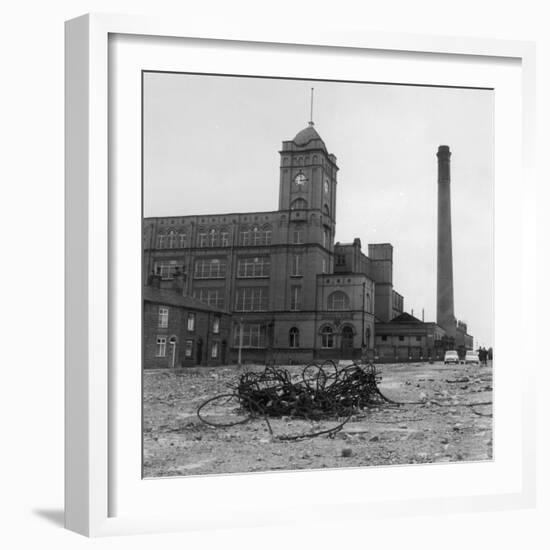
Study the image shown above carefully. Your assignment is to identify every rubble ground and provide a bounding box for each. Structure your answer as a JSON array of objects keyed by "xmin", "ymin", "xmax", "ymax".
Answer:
[{"xmin": 143, "ymin": 361, "xmax": 493, "ymax": 477}]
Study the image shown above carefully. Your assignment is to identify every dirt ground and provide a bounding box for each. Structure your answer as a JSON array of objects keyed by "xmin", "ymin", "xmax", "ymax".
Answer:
[{"xmin": 143, "ymin": 361, "xmax": 493, "ymax": 478}]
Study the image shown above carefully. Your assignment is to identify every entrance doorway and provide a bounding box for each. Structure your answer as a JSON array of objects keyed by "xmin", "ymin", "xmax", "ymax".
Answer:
[
  {"xmin": 196, "ymin": 338, "xmax": 203, "ymax": 365},
  {"xmin": 341, "ymin": 326, "xmax": 354, "ymax": 359}
]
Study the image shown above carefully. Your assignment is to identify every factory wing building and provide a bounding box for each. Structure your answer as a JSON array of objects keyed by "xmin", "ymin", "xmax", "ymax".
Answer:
[{"xmin": 143, "ymin": 121, "xmax": 408, "ymax": 367}]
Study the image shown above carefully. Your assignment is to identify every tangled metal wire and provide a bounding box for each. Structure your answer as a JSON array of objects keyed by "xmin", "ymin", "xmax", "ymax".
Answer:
[{"xmin": 197, "ymin": 360, "xmax": 397, "ymax": 441}]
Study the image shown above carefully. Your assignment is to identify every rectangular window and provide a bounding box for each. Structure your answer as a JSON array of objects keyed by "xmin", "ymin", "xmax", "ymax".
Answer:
[
  {"xmin": 233, "ymin": 323, "xmax": 266, "ymax": 348},
  {"xmin": 213, "ymin": 317, "xmax": 220, "ymax": 334},
  {"xmin": 323, "ymin": 229, "xmax": 330, "ymax": 248},
  {"xmin": 154, "ymin": 261, "xmax": 184, "ymax": 279},
  {"xmin": 237, "ymin": 256, "xmax": 270, "ymax": 278},
  {"xmin": 157, "ymin": 235, "xmax": 165, "ymax": 249},
  {"xmin": 235, "ymin": 287, "xmax": 269, "ymax": 312},
  {"xmin": 416, "ymin": 336, "xmax": 422, "ymax": 342},
  {"xmin": 290, "ymin": 286, "xmax": 302, "ymax": 311},
  {"xmin": 158, "ymin": 307, "xmax": 169, "ymax": 328},
  {"xmin": 187, "ymin": 312, "xmax": 196, "ymax": 331},
  {"xmin": 184, "ymin": 339, "xmax": 193, "ymax": 358},
  {"xmin": 198, "ymin": 233, "xmax": 207, "ymax": 247},
  {"xmin": 221, "ymin": 232, "xmax": 229, "ymax": 247},
  {"xmin": 179, "ymin": 233, "xmax": 186, "ymax": 248},
  {"xmin": 322, "ymin": 258, "xmax": 327, "ymax": 273},
  {"xmin": 211, "ymin": 341, "xmax": 219, "ymax": 359},
  {"xmin": 194, "ymin": 258, "xmax": 227, "ymax": 279},
  {"xmin": 292, "ymin": 227, "xmax": 303, "ymax": 244},
  {"xmin": 381, "ymin": 335, "xmax": 388, "ymax": 342},
  {"xmin": 193, "ymin": 288, "xmax": 226, "ymax": 309},
  {"xmin": 398, "ymin": 335, "xmax": 405, "ymax": 341},
  {"xmin": 156, "ymin": 336, "xmax": 167, "ymax": 357},
  {"xmin": 291, "ymin": 254, "xmax": 302, "ymax": 276}
]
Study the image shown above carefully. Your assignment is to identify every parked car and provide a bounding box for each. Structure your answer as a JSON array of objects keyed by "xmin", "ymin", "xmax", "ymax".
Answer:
[
  {"xmin": 444, "ymin": 350, "xmax": 459, "ymax": 364},
  {"xmin": 464, "ymin": 350, "xmax": 480, "ymax": 365}
]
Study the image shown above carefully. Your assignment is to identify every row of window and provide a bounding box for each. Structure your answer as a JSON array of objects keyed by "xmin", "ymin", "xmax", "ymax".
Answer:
[
  {"xmin": 155, "ymin": 226, "xmax": 274, "ymax": 249},
  {"xmin": 156, "ymin": 307, "xmax": 220, "ymax": 334},
  {"xmin": 231, "ymin": 324, "xmax": 354, "ymax": 349},
  {"xmin": 155, "ymin": 336, "xmax": 221, "ymax": 360},
  {"xmin": 158, "ymin": 290, "xmax": 368, "ymax": 315},
  {"xmin": 380, "ymin": 335, "xmax": 422, "ymax": 342},
  {"xmin": 154, "ymin": 225, "xmax": 332, "ymax": 250}
]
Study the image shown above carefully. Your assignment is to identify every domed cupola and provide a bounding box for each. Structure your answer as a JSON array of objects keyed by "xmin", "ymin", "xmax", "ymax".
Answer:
[{"xmin": 293, "ymin": 122, "xmax": 323, "ymax": 147}]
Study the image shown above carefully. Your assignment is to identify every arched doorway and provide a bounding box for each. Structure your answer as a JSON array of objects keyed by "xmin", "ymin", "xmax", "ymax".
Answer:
[{"xmin": 341, "ymin": 326, "xmax": 354, "ymax": 358}]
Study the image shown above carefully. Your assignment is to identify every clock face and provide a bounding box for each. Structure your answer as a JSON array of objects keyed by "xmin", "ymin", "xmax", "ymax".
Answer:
[
  {"xmin": 294, "ymin": 173, "xmax": 307, "ymax": 187},
  {"xmin": 324, "ymin": 179, "xmax": 329, "ymax": 194}
]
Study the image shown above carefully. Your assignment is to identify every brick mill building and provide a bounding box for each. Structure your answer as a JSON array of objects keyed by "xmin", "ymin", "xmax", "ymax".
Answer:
[{"xmin": 143, "ymin": 122, "xmax": 473, "ymax": 366}]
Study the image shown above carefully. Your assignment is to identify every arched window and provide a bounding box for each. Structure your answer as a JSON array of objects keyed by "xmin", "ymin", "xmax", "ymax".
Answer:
[
  {"xmin": 208, "ymin": 228, "xmax": 218, "ymax": 247},
  {"xmin": 167, "ymin": 230, "xmax": 177, "ymax": 249},
  {"xmin": 291, "ymin": 198, "xmax": 308, "ymax": 210},
  {"xmin": 366, "ymin": 293, "xmax": 372, "ymax": 313},
  {"xmin": 289, "ymin": 327, "xmax": 300, "ymax": 348},
  {"xmin": 328, "ymin": 291, "xmax": 350, "ymax": 311},
  {"xmin": 321, "ymin": 326, "xmax": 334, "ymax": 348}
]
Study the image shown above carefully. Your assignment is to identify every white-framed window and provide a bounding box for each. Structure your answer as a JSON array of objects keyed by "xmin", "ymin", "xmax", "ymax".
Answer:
[
  {"xmin": 167, "ymin": 230, "xmax": 177, "ymax": 249},
  {"xmin": 220, "ymin": 231, "xmax": 229, "ymax": 247},
  {"xmin": 323, "ymin": 228, "xmax": 331, "ymax": 248},
  {"xmin": 321, "ymin": 326, "xmax": 334, "ymax": 348},
  {"xmin": 322, "ymin": 258, "xmax": 327, "ymax": 273},
  {"xmin": 187, "ymin": 312, "xmax": 196, "ymax": 331},
  {"xmin": 292, "ymin": 227, "xmax": 303, "ymax": 244},
  {"xmin": 211, "ymin": 341, "xmax": 219, "ymax": 359},
  {"xmin": 194, "ymin": 258, "xmax": 227, "ymax": 279},
  {"xmin": 328, "ymin": 290, "xmax": 350, "ymax": 311},
  {"xmin": 178, "ymin": 233, "xmax": 186, "ymax": 248},
  {"xmin": 213, "ymin": 317, "xmax": 220, "ymax": 334},
  {"xmin": 156, "ymin": 336, "xmax": 167, "ymax": 357},
  {"xmin": 238, "ymin": 256, "xmax": 270, "ymax": 278},
  {"xmin": 235, "ymin": 287, "xmax": 269, "ymax": 312},
  {"xmin": 194, "ymin": 288, "xmax": 225, "ymax": 309},
  {"xmin": 157, "ymin": 234, "xmax": 165, "ymax": 249},
  {"xmin": 233, "ymin": 323, "xmax": 266, "ymax": 348},
  {"xmin": 154, "ymin": 261, "xmax": 184, "ymax": 279},
  {"xmin": 184, "ymin": 339, "xmax": 193, "ymax": 358},
  {"xmin": 291, "ymin": 254, "xmax": 302, "ymax": 276},
  {"xmin": 158, "ymin": 307, "xmax": 169, "ymax": 328},
  {"xmin": 290, "ymin": 286, "xmax": 302, "ymax": 311},
  {"xmin": 198, "ymin": 232, "xmax": 208, "ymax": 247},
  {"xmin": 289, "ymin": 327, "xmax": 300, "ymax": 348},
  {"xmin": 240, "ymin": 225, "xmax": 272, "ymax": 246},
  {"xmin": 208, "ymin": 229, "xmax": 219, "ymax": 247}
]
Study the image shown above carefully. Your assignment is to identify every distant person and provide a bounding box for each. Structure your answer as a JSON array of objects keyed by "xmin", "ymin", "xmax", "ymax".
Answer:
[{"xmin": 480, "ymin": 347, "xmax": 487, "ymax": 366}]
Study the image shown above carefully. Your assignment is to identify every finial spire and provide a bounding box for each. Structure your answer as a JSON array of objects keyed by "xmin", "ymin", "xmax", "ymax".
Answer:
[{"xmin": 309, "ymin": 87, "xmax": 314, "ymax": 126}]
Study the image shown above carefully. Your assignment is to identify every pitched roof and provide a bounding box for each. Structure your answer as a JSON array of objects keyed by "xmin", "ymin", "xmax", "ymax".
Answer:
[
  {"xmin": 143, "ymin": 286, "xmax": 227, "ymax": 314},
  {"xmin": 389, "ymin": 312, "xmax": 424, "ymax": 324}
]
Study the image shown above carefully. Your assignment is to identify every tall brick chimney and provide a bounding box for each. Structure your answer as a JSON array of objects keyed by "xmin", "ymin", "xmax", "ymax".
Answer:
[{"xmin": 437, "ymin": 145, "xmax": 456, "ymax": 338}]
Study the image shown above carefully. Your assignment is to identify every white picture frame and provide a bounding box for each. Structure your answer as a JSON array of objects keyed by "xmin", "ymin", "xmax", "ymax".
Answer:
[{"xmin": 65, "ymin": 13, "xmax": 536, "ymax": 537}]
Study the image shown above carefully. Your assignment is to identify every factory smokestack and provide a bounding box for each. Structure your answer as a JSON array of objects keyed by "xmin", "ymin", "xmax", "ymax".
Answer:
[{"xmin": 437, "ymin": 145, "xmax": 456, "ymax": 338}]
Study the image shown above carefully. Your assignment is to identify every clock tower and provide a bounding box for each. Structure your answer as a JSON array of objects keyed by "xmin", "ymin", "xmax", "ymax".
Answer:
[{"xmin": 278, "ymin": 121, "xmax": 339, "ymax": 225}]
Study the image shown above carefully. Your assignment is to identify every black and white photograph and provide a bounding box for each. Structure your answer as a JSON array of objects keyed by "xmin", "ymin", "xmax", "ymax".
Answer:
[{"xmin": 141, "ymin": 72, "xmax": 494, "ymax": 478}]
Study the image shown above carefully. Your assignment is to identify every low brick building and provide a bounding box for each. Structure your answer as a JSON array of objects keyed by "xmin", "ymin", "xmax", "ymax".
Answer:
[
  {"xmin": 374, "ymin": 312, "xmax": 448, "ymax": 363},
  {"xmin": 143, "ymin": 284, "xmax": 231, "ymax": 369}
]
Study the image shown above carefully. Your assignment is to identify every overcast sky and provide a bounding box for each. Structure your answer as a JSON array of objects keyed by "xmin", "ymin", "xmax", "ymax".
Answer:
[{"xmin": 143, "ymin": 72, "xmax": 494, "ymax": 347}]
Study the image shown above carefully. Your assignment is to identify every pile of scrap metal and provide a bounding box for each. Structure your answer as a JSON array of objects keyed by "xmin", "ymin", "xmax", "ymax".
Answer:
[{"xmin": 197, "ymin": 361, "xmax": 397, "ymax": 440}]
